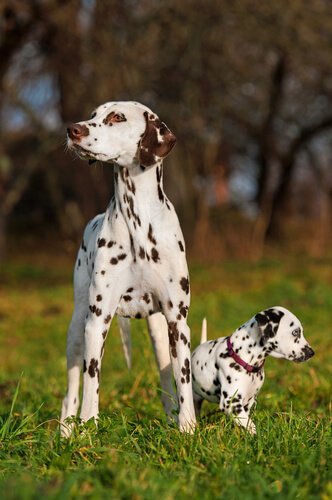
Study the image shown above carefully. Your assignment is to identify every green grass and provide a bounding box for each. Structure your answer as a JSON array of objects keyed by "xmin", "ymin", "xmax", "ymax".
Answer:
[{"xmin": 0, "ymin": 255, "xmax": 331, "ymax": 499}]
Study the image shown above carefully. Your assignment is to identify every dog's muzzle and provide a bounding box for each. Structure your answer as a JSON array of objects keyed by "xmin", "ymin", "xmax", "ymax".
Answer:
[{"xmin": 294, "ymin": 345, "xmax": 315, "ymax": 362}]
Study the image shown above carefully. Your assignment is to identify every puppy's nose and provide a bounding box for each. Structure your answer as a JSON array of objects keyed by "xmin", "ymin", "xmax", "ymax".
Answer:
[
  {"xmin": 307, "ymin": 347, "xmax": 315, "ymax": 358},
  {"xmin": 303, "ymin": 345, "xmax": 315, "ymax": 359},
  {"xmin": 67, "ymin": 123, "xmax": 89, "ymax": 140}
]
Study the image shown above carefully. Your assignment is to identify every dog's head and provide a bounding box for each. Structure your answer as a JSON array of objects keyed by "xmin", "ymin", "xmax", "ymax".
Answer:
[
  {"xmin": 67, "ymin": 101, "xmax": 176, "ymax": 168},
  {"xmin": 255, "ymin": 306, "xmax": 314, "ymax": 362}
]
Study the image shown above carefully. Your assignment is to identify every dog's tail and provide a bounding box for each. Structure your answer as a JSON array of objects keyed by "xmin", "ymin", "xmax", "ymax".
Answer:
[
  {"xmin": 117, "ymin": 317, "xmax": 132, "ymax": 370},
  {"xmin": 201, "ymin": 317, "xmax": 208, "ymax": 344}
]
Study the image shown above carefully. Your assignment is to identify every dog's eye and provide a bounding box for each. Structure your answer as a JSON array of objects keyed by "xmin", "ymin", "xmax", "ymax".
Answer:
[
  {"xmin": 113, "ymin": 113, "xmax": 126, "ymax": 123},
  {"xmin": 103, "ymin": 112, "xmax": 127, "ymax": 125},
  {"xmin": 292, "ymin": 328, "xmax": 301, "ymax": 337}
]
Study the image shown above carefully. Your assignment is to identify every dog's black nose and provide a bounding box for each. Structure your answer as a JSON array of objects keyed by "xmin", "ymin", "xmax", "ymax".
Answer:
[{"xmin": 302, "ymin": 345, "xmax": 315, "ymax": 360}]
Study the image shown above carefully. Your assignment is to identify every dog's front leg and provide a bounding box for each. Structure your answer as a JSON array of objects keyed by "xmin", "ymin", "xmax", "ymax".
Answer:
[
  {"xmin": 164, "ymin": 314, "xmax": 196, "ymax": 433},
  {"xmin": 234, "ymin": 412, "xmax": 256, "ymax": 435},
  {"xmin": 221, "ymin": 397, "xmax": 256, "ymax": 435},
  {"xmin": 61, "ymin": 275, "xmax": 89, "ymax": 437},
  {"xmin": 80, "ymin": 288, "xmax": 122, "ymax": 424}
]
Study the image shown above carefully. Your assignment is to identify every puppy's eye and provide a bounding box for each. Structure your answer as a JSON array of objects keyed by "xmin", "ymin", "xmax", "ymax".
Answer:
[{"xmin": 292, "ymin": 328, "xmax": 301, "ymax": 337}]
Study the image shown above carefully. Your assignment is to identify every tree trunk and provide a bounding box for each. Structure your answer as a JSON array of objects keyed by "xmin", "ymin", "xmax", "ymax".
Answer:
[
  {"xmin": 0, "ymin": 212, "xmax": 7, "ymax": 263},
  {"xmin": 252, "ymin": 52, "xmax": 287, "ymax": 255},
  {"xmin": 256, "ymin": 52, "xmax": 287, "ymax": 209},
  {"xmin": 266, "ymin": 117, "xmax": 332, "ymax": 239}
]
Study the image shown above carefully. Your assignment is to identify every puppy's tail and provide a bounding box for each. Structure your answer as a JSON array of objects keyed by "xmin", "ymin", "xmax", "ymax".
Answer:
[
  {"xmin": 117, "ymin": 317, "xmax": 132, "ymax": 370},
  {"xmin": 201, "ymin": 317, "xmax": 208, "ymax": 344}
]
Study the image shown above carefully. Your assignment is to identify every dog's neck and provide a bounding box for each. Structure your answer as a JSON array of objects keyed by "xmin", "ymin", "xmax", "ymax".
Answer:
[
  {"xmin": 230, "ymin": 321, "xmax": 268, "ymax": 368},
  {"xmin": 108, "ymin": 160, "xmax": 170, "ymax": 251},
  {"xmin": 114, "ymin": 160, "xmax": 165, "ymax": 207}
]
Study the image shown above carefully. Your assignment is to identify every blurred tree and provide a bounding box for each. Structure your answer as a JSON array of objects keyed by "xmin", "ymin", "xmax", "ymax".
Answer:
[
  {"xmin": 0, "ymin": 1, "xmax": 42, "ymax": 258},
  {"xmin": 1, "ymin": 0, "xmax": 332, "ymax": 259}
]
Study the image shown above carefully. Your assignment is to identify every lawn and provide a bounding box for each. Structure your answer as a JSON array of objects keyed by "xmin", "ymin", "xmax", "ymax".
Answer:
[{"xmin": 0, "ymin": 253, "xmax": 331, "ymax": 499}]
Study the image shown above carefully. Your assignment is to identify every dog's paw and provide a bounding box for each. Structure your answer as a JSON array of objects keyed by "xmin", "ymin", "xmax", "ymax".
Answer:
[
  {"xmin": 246, "ymin": 421, "xmax": 256, "ymax": 435},
  {"xmin": 178, "ymin": 415, "xmax": 196, "ymax": 434},
  {"xmin": 60, "ymin": 418, "xmax": 75, "ymax": 438}
]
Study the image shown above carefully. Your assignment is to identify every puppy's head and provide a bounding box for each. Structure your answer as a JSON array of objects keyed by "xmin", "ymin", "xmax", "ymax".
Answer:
[
  {"xmin": 255, "ymin": 306, "xmax": 314, "ymax": 362},
  {"xmin": 67, "ymin": 101, "xmax": 176, "ymax": 168}
]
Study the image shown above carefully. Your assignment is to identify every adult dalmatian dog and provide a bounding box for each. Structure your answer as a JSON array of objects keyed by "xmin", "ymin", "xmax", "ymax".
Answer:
[
  {"xmin": 192, "ymin": 306, "xmax": 314, "ymax": 434},
  {"xmin": 60, "ymin": 101, "xmax": 196, "ymax": 436}
]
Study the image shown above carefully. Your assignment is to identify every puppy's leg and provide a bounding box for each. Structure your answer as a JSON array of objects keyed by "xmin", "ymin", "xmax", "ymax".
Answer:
[
  {"xmin": 234, "ymin": 411, "xmax": 256, "ymax": 435},
  {"xmin": 146, "ymin": 313, "xmax": 177, "ymax": 419},
  {"xmin": 221, "ymin": 395, "xmax": 256, "ymax": 435},
  {"xmin": 241, "ymin": 397, "xmax": 257, "ymax": 435}
]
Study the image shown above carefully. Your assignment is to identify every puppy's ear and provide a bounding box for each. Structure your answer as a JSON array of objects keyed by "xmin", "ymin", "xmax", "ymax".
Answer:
[
  {"xmin": 255, "ymin": 308, "xmax": 285, "ymax": 345},
  {"xmin": 139, "ymin": 111, "xmax": 176, "ymax": 167}
]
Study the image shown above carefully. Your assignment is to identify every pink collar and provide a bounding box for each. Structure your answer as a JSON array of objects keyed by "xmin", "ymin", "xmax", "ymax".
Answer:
[{"xmin": 227, "ymin": 337, "xmax": 265, "ymax": 373}]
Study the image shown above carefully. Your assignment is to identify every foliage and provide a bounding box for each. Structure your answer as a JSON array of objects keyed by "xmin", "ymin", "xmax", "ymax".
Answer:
[
  {"xmin": 1, "ymin": 0, "xmax": 332, "ymax": 257},
  {"xmin": 0, "ymin": 254, "xmax": 331, "ymax": 498}
]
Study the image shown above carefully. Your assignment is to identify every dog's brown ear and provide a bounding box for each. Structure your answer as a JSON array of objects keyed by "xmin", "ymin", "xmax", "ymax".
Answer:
[{"xmin": 139, "ymin": 111, "xmax": 176, "ymax": 167}]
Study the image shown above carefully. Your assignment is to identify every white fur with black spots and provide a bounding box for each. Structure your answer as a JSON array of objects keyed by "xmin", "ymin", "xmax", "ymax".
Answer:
[
  {"xmin": 60, "ymin": 101, "xmax": 196, "ymax": 436},
  {"xmin": 192, "ymin": 306, "xmax": 314, "ymax": 435}
]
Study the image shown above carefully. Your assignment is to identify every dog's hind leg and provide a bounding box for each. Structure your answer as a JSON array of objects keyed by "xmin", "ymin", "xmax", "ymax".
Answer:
[
  {"xmin": 147, "ymin": 313, "xmax": 178, "ymax": 420},
  {"xmin": 193, "ymin": 393, "xmax": 203, "ymax": 417}
]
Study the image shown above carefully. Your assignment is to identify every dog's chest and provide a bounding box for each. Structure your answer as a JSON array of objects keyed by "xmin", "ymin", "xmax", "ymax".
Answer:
[
  {"xmin": 84, "ymin": 210, "xmax": 176, "ymax": 319},
  {"xmin": 92, "ymin": 240, "xmax": 165, "ymax": 318}
]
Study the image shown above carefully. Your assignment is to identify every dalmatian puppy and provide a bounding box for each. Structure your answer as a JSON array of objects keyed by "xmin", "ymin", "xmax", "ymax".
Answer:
[
  {"xmin": 60, "ymin": 101, "xmax": 196, "ymax": 436},
  {"xmin": 192, "ymin": 306, "xmax": 314, "ymax": 435}
]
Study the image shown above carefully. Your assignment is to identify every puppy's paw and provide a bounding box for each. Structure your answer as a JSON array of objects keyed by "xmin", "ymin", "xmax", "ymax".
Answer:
[{"xmin": 246, "ymin": 421, "xmax": 256, "ymax": 435}]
